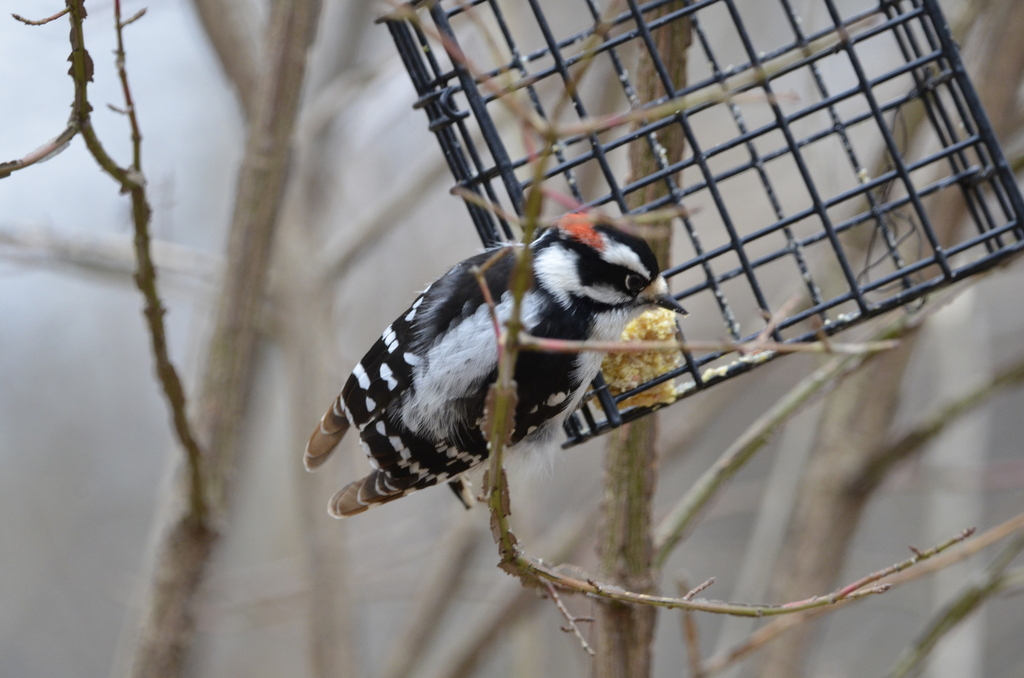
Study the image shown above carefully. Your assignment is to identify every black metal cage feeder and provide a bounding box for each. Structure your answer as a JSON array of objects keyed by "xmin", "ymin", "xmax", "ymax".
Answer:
[{"xmin": 383, "ymin": 0, "xmax": 1024, "ymax": 446}]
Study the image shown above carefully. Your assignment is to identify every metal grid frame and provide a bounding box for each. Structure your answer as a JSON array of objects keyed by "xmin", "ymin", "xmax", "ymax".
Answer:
[{"xmin": 384, "ymin": 0, "xmax": 1024, "ymax": 446}]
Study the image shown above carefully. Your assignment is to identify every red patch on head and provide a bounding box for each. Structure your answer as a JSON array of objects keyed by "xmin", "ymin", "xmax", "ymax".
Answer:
[{"xmin": 557, "ymin": 213, "xmax": 606, "ymax": 251}]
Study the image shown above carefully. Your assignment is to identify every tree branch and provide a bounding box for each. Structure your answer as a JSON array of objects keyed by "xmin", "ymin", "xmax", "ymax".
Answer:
[
  {"xmin": 678, "ymin": 578, "xmax": 707, "ymax": 678},
  {"xmin": 888, "ymin": 532, "xmax": 1024, "ymax": 678},
  {"xmin": 0, "ymin": 222, "xmax": 219, "ymax": 281},
  {"xmin": 543, "ymin": 579, "xmax": 596, "ymax": 656},
  {"xmin": 11, "ymin": 7, "xmax": 70, "ymax": 25},
  {"xmin": 850, "ymin": 351, "xmax": 1024, "ymax": 495},
  {"xmin": 63, "ymin": 0, "xmax": 208, "ymax": 520},
  {"xmin": 188, "ymin": 0, "xmax": 262, "ymax": 119},
  {"xmin": 702, "ymin": 512, "xmax": 1024, "ymax": 676},
  {"xmin": 519, "ymin": 333, "xmax": 899, "ymax": 357},
  {"xmin": 0, "ymin": 125, "xmax": 78, "ymax": 178}
]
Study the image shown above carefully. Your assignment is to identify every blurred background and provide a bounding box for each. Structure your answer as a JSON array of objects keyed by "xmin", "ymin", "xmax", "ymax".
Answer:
[{"xmin": 1, "ymin": 0, "xmax": 1022, "ymax": 677}]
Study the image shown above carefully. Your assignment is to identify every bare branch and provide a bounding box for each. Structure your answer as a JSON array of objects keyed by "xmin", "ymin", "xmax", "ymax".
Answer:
[
  {"xmin": 888, "ymin": 532, "xmax": 1024, "ymax": 678},
  {"xmin": 64, "ymin": 0, "xmax": 207, "ymax": 520},
  {"xmin": 677, "ymin": 578, "xmax": 706, "ymax": 678},
  {"xmin": 701, "ymin": 513, "xmax": 1024, "ymax": 676},
  {"xmin": 0, "ymin": 125, "xmax": 77, "ymax": 178},
  {"xmin": 850, "ymin": 350, "xmax": 1024, "ymax": 494},
  {"xmin": 684, "ymin": 578, "xmax": 717, "ymax": 600},
  {"xmin": 11, "ymin": 7, "xmax": 69, "ymax": 25},
  {"xmin": 476, "ymin": 526, "xmax": 965, "ymax": 625},
  {"xmin": 521, "ymin": 551, "xmax": 891, "ymax": 616},
  {"xmin": 469, "ymin": 247, "xmax": 514, "ymax": 350},
  {"xmin": 119, "ymin": 7, "xmax": 146, "ymax": 27},
  {"xmin": 188, "ymin": 0, "xmax": 261, "ymax": 119},
  {"xmin": 519, "ymin": 332, "xmax": 899, "ymax": 357},
  {"xmin": 450, "ymin": 186, "xmax": 523, "ymax": 230},
  {"xmin": 543, "ymin": 580, "xmax": 595, "ymax": 656},
  {"xmin": 0, "ymin": 222, "xmax": 219, "ymax": 281},
  {"xmin": 837, "ymin": 529, "xmax": 977, "ymax": 600}
]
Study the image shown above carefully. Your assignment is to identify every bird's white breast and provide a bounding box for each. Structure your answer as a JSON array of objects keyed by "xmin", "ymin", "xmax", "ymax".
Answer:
[{"xmin": 400, "ymin": 291, "xmax": 541, "ymax": 440}]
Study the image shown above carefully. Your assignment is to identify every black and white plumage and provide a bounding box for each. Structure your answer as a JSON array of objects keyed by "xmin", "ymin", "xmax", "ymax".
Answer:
[{"xmin": 305, "ymin": 218, "xmax": 685, "ymax": 517}]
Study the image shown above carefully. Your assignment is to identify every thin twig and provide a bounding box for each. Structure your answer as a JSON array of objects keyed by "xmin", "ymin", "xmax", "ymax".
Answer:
[
  {"xmin": 684, "ymin": 577, "xmax": 716, "ymax": 600},
  {"xmin": 488, "ymin": 527, "xmax": 965, "ymax": 620},
  {"xmin": 496, "ymin": 509, "xmax": 975, "ymax": 619},
  {"xmin": 119, "ymin": 7, "xmax": 146, "ymax": 27},
  {"xmin": 64, "ymin": 0, "xmax": 207, "ymax": 520},
  {"xmin": 677, "ymin": 579, "xmax": 706, "ymax": 678},
  {"xmin": 0, "ymin": 125, "xmax": 78, "ymax": 178},
  {"xmin": 112, "ymin": 0, "xmax": 142, "ymax": 169},
  {"xmin": 11, "ymin": 7, "xmax": 69, "ymax": 24},
  {"xmin": 519, "ymin": 332, "xmax": 899, "ymax": 357},
  {"xmin": 754, "ymin": 295, "xmax": 803, "ymax": 345},
  {"xmin": 0, "ymin": 222, "xmax": 219, "ymax": 281},
  {"xmin": 831, "ymin": 528, "xmax": 976, "ymax": 602},
  {"xmin": 700, "ymin": 513, "xmax": 1024, "ymax": 675},
  {"xmin": 885, "ymin": 513, "xmax": 1024, "ymax": 586},
  {"xmin": 450, "ymin": 187, "xmax": 523, "ymax": 229},
  {"xmin": 887, "ymin": 532, "xmax": 1024, "ymax": 678},
  {"xmin": 470, "ymin": 247, "xmax": 514, "ymax": 350},
  {"xmin": 543, "ymin": 580, "xmax": 595, "ymax": 656},
  {"xmin": 522, "ymin": 551, "xmax": 891, "ymax": 616}
]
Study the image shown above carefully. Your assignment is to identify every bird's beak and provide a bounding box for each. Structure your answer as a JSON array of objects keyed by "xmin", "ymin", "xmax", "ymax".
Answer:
[
  {"xmin": 643, "ymin": 277, "xmax": 688, "ymax": 316},
  {"xmin": 654, "ymin": 293, "xmax": 687, "ymax": 315}
]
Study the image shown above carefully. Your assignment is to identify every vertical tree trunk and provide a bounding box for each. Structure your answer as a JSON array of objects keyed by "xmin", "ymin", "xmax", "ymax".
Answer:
[
  {"xmin": 594, "ymin": 8, "xmax": 691, "ymax": 677},
  {"xmin": 596, "ymin": 421, "xmax": 662, "ymax": 678}
]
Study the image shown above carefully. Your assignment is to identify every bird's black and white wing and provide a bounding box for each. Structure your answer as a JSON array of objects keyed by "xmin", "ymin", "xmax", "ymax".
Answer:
[
  {"xmin": 312, "ymin": 247, "xmax": 519, "ymax": 516},
  {"xmin": 303, "ymin": 292, "xmax": 420, "ymax": 471}
]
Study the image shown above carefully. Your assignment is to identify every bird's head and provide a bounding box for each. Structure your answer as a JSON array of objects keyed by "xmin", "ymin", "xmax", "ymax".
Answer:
[{"xmin": 532, "ymin": 214, "xmax": 686, "ymax": 315}]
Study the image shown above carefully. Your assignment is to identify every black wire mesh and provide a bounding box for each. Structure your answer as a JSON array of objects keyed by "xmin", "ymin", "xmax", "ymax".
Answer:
[{"xmin": 384, "ymin": 0, "xmax": 1024, "ymax": 446}]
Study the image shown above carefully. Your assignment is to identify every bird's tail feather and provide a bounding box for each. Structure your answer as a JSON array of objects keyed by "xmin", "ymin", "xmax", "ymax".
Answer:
[
  {"xmin": 304, "ymin": 395, "xmax": 350, "ymax": 471},
  {"xmin": 328, "ymin": 470, "xmax": 406, "ymax": 518}
]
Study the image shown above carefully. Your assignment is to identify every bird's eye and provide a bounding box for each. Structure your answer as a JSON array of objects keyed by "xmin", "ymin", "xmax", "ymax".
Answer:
[{"xmin": 625, "ymin": 273, "xmax": 645, "ymax": 293}]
